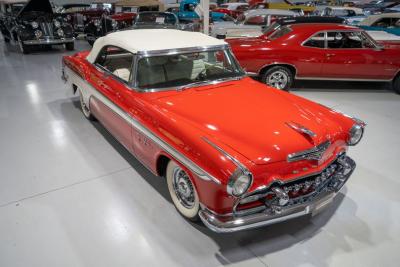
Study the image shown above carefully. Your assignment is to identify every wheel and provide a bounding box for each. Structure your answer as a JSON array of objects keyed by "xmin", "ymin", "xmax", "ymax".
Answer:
[
  {"xmin": 166, "ymin": 160, "xmax": 200, "ymax": 221},
  {"xmin": 65, "ymin": 42, "xmax": 74, "ymax": 51},
  {"xmin": 261, "ymin": 66, "xmax": 294, "ymax": 91},
  {"xmin": 79, "ymin": 90, "xmax": 95, "ymax": 120},
  {"xmin": 393, "ymin": 76, "xmax": 400, "ymax": 95},
  {"xmin": 18, "ymin": 38, "xmax": 30, "ymax": 54}
]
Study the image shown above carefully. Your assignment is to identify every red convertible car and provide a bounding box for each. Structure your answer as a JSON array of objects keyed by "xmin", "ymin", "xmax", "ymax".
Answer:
[
  {"xmin": 227, "ymin": 23, "xmax": 400, "ymax": 94},
  {"xmin": 62, "ymin": 29, "xmax": 365, "ymax": 232}
]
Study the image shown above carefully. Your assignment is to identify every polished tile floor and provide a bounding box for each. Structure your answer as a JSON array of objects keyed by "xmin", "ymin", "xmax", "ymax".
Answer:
[{"xmin": 0, "ymin": 39, "xmax": 400, "ymax": 267}]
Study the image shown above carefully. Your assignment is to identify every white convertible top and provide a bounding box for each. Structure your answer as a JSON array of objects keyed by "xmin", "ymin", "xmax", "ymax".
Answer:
[
  {"xmin": 359, "ymin": 12, "xmax": 400, "ymax": 26},
  {"xmin": 87, "ymin": 29, "xmax": 226, "ymax": 63}
]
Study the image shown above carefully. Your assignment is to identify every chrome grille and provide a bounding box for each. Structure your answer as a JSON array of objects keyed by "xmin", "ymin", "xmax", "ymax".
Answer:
[
  {"xmin": 76, "ymin": 13, "xmax": 84, "ymax": 27},
  {"xmin": 287, "ymin": 140, "xmax": 330, "ymax": 162},
  {"xmin": 233, "ymin": 154, "xmax": 355, "ymax": 217},
  {"xmin": 40, "ymin": 22, "xmax": 54, "ymax": 37}
]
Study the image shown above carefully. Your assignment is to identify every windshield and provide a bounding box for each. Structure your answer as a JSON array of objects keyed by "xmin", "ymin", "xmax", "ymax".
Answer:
[
  {"xmin": 136, "ymin": 12, "xmax": 177, "ymax": 25},
  {"xmin": 136, "ymin": 49, "xmax": 245, "ymax": 90}
]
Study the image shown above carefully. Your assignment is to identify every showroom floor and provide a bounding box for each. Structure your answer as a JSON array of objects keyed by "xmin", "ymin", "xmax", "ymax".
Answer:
[{"xmin": 0, "ymin": 39, "xmax": 399, "ymax": 267}]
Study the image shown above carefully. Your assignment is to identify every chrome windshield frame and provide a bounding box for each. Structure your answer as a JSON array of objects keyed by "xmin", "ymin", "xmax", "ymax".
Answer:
[{"xmin": 131, "ymin": 44, "xmax": 246, "ymax": 92}]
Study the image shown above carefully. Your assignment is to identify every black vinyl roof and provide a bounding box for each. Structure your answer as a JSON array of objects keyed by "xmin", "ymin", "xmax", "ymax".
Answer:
[{"xmin": 276, "ymin": 16, "xmax": 345, "ymax": 26}]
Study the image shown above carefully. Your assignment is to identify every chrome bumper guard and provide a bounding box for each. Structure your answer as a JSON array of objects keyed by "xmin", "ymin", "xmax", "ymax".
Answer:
[
  {"xmin": 199, "ymin": 155, "xmax": 356, "ymax": 233},
  {"xmin": 23, "ymin": 38, "xmax": 74, "ymax": 45}
]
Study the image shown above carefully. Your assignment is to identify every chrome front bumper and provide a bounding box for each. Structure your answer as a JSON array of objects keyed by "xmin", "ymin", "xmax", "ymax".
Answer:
[
  {"xmin": 23, "ymin": 38, "xmax": 74, "ymax": 45},
  {"xmin": 199, "ymin": 155, "xmax": 356, "ymax": 233}
]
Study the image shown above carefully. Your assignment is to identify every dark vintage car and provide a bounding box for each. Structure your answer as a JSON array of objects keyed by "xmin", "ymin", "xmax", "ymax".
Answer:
[
  {"xmin": 57, "ymin": 2, "xmax": 115, "ymax": 36},
  {"xmin": 0, "ymin": 0, "xmax": 74, "ymax": 53},
  {"xmin": 131, "ymin": 11, "xmax": 200, "ymax": 31},
  {"xmin": 83, "ymin": 0, "xmax": 161, "ymax": 46}
]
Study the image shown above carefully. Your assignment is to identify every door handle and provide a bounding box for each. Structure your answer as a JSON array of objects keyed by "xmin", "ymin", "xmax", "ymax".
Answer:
[{"xmin": 326, "ymin": 53, "xmax": 336, "ymax": 57}]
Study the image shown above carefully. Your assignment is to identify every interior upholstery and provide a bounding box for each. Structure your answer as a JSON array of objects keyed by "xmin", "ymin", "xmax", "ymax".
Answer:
[{"xmin": 113, "ymin": 68, "xmax": 131, "ymax": 82}]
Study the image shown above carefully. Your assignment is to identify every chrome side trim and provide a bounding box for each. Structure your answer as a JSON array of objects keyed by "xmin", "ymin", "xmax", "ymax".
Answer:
[
  {"xmin": 64, "ymin": 66, "xmax": 221, "ymax": 185},
  {"xmin": 295, "ymin": 76, "xmax": 392, "ymax": 82},
  {"xmin": 202, "ymin": 137, "xmax": 249, "ymax": 175},
  {"xmin": 23, "ymin": 38, "xmax": 74, "ymax": 45}
]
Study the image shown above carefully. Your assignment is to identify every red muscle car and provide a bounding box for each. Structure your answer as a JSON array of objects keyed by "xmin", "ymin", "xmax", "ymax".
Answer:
[
  {"xmin": 227, "ymin": 23, "xmax": 400, "ymax": 94},
  {"xmin": 62, "ymin": 29, "xmax": 365, "ymax": 232}
]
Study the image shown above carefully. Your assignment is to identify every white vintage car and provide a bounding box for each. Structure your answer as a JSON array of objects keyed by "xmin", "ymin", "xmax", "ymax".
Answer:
[{"xmin": 210, "ymin": 9, "xmax": 297, "ymax": 39}]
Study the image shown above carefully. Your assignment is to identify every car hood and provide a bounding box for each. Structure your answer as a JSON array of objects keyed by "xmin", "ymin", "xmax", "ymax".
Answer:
[
  {"xmin": 153, "ymin": 78, "xmax": 345, "ymax": 165},
  {"xmin": 17, "ymin": 0, "xmax": 53, "ymax": 17}
]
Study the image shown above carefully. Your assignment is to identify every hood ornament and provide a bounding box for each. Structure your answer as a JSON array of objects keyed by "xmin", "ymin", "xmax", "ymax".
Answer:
[{"xmin": 286, "ymin": 121, "xmax": 316, "ymax": 138}]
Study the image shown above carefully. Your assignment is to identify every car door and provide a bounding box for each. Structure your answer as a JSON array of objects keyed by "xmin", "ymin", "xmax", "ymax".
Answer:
[
  {"xmin": 321, "ymin": 30, "xmax": 395, "ymax": 80},
  {"xmin": 88, "ymin": 45, "xmax": 135, "ymax": 153},
  {"xmin": 296, "ymin": 32, "xmax": 326, "ymax": 78}
]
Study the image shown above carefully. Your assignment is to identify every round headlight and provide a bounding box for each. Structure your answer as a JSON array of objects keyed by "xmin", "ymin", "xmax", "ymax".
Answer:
[
  {"xmin": 57, "ymin": 28, "xmax": 64, "ymax": 37},
  {"xmin": 94, "ymin": 19, "xmax": 101, "ymax": 27},
  {"xmin": 54, "ymin": 20, "xmax": 61, "ymax": 28},
  {"xmin": 232, "ymin": 174, "xmax": 251, "ymax": 196},
  {"xmin": 34, "ymin": 30, "xmax": 42, "ymax": 39},
  {"xmin": 348, "ymin": 124, "xmax": 364, "ymax": 146},
  {"xmin": 31, "ymin": 21, "xmax": 39, "ymax": 29}
]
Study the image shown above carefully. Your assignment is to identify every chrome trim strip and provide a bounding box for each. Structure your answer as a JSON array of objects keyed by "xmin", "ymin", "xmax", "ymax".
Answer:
[
  {"xmin": 295, "ymin": 76, "xmax": 392, "ymax": 82},
  {"xmin": 64, "ymin": 66, "xmax": 221, "ymax": 185},
  {"xmin": 137, "ymin": 44, "xmax": 229, "ymax": 56},
  {"xmin": 202, "ymin": 137, "xmax": 249, "ymax": 174},
  {"xmin": 23, "ymin": 38, "xmax": 74, "ymax": 45},
  {"xmin": 258, "ymin": 62, "xmax": 298, "ymax": 76}
]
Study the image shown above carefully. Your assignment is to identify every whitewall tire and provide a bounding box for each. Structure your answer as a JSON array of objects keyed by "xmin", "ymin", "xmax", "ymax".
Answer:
[
  {"xmin": 79, "ymin": 89, "xmax": 94, "ymax": 120},
  {"xmin": 166, "ymin": 160, "xmax": 200, "ymax": 221}
]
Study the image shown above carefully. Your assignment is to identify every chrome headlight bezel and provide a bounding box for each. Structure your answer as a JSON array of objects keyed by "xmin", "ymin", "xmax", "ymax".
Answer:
[
  {"xmin": 227, "ymin": 168, "xmax": 253, "ymax": 197},
  {"xmin": 348, "ymin": 122, "xmax": 364, "ymax": 146},
  {"xmin": 31, "ymin": 21, "xmax": 39, "ymax": 29},
  {"xmin": 54, "ymin": 20, "xmax": 61, "ymax": 28}
]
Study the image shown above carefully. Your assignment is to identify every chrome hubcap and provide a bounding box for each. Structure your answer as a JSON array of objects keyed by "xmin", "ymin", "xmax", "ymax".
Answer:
[
  {"xmin": 172, "ymin": 167, "xmax": 195, "ymax": 209},
  {"xmin": 267, "ymin": 71, "xmax": 288, "ymax": 89}
]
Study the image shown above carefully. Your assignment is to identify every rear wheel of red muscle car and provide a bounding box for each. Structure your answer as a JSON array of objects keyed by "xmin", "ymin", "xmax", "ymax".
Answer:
[
  {"xmin": 393, "ymin": 76, "xmax": 400, "ymax": 95},
  {"xmin": 166, "ymin": 160, "xmax": 200, "ymax": 221},
  {"xmin": 79, "ymin": 90, "xmax": 95, "ymax": 120},
  {"xmin": 262, "ymin": 66, "xmax": 293, "ymax": 91}
]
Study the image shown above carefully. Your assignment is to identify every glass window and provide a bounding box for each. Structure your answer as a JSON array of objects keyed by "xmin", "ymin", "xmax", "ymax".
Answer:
[
  {"xmin": 95, "ymin": 46, "xmax": 134, "ymax": 83},
  {"xmin": 244, "ymin": 15, "xmax": 266, "ymax": 25},
  {"xmin": 136, "ymin": 12, "xmax": 177, "ymax": 25},
  {"xmin": 268, "ymin": 26, "xmax": 292, "ymax": 40},
  {"xmin": 327, "ymin": 31, "xmax": 368, "ymax": 49},
  {"xmin": 136, "ymin": 49, "xmax": 244, "ymax": 90},
  {"xmin": 303, "ymin": 32, "xmax": 325, "ymax": 48}
]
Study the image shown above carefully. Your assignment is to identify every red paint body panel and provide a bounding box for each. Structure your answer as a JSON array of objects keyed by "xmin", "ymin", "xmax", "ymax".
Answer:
[
  {"xmin": 63, "ymin": 48, "xmax": 358, "ymax": 214},
  {"xmin": 110, "ymin": 12, "xmax": 136, "ymax": 22},
  {"xmin": 227, "ymin": 24, "xmax": 400, "ymax": 80}
]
